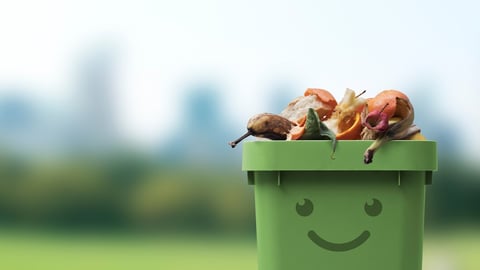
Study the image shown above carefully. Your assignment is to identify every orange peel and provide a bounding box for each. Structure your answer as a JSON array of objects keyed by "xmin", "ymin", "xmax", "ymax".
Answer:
[
  {"xmin": 336, "ymin": 112, "xmax": 363, "ymax": 140},
  {"xmin": 367, "ymin": 90, "xmax": 409, "ymax": 119}
]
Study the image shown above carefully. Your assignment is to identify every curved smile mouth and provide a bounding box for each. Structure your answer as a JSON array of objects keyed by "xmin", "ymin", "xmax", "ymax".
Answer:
[{"xmin": 308, "ymin": 230, "xmax": 371, "ymax": 252}]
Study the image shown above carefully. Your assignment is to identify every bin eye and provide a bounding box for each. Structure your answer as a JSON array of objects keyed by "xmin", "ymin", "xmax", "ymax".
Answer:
[
  {"xmin": 364, "ymin": 198, "xmax": 382, "ymax": 217},
  {"xmin": 296, "ymin": 198, "xmax": 313, "ymax": 216}
]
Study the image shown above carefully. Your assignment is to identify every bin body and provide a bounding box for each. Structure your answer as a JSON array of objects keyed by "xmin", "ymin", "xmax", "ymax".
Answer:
[{"xmin": 243, "ymin": 141, "xmax": 437, "ymax": 270}]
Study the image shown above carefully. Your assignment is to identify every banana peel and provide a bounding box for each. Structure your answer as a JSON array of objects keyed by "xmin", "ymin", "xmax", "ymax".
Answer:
[
  {"xmin": 362, "ymin": 97, "xmax": 421, "ymax": 164},
  {"xmin": 228, "ymin": 113, "xmax": 296, "ymax": 148}
]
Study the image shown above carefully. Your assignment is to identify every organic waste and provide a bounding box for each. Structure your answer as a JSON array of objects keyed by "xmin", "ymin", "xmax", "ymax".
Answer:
[
  {"xmin": 323, "ymin": 88, "xmax": 366, "ymax": 140},
  {"xmin": 280, "ymin": 88, "xmax": 337, "ymax": 126},
  {"xmin": 361, "ymin": 96, "xmax": 419, "ymax": 163},
  {"xmin": 300, "ymin": 108, "xmax": 337, "ymax": 158},
  {"xmin": 228, "ymin": 113, "xmax": 296, "ymax": 148},
  {"xmin": 229, "ymin": 88, "xmax": 424, "ymax": 164}
]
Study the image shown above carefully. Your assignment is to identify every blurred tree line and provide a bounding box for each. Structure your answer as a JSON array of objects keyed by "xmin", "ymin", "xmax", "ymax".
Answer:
[
  {"xmin": 426, "ymin": 158, "xmax": 480, "ymax": 228},
  {"xmin": 0, "ymin": 150, "xmax": 255, "ymax": 234},
  {"xmin": 0, "ymin": 149, "xmax": 478, "ymax": 233}
]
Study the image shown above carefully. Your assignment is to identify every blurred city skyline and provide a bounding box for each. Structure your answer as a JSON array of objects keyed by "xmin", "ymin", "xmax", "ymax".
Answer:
[
  {"xmin": 0, "ymin": 48, "xmax": 466, "ymax": 161},
  {"xmin": 1, "ymin": 0, "xmax": 480, "ymax": 161},
  {"xmin": 0, "ymin": 36, "xmax": 465, "ymax": 162}
]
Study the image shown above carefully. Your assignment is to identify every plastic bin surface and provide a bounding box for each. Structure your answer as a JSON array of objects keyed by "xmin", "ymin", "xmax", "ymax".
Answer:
[{"xmin": 242, "ymin": 141, "xmax": 437, "ymax": 270}]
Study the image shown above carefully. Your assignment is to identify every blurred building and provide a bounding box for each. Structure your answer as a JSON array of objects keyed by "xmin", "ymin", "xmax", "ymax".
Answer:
[
  {"xmin": 158, "ymin": 82, "xmax": 240, "ymax": 166},
  {"xmin": 68, "ymin": 43, "xmax": 119, "ymax": 153},
  {"xmin": 0, "ymin": 92, "xmax": 39, "ymax": 154},
  {"xmin": 0, "ymin": 44, "xmax": 120, "ymax": 157}
]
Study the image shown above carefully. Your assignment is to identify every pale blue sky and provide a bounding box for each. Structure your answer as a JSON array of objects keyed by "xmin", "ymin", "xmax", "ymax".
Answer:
[{"xmin": 1, "ymin": 0, "xmax": 479, "ymax": 158}]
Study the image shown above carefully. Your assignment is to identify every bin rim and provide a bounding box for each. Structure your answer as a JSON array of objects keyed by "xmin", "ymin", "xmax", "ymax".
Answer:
[{"xmin": 242, "ymin": 140, "xmax": 437, "ymax": 171}]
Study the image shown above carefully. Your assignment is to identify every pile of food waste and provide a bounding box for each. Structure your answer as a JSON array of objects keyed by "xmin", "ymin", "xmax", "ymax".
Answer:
[{"xmin": 228, "ymin": 88, "xmax": 425, "ymax": 164}]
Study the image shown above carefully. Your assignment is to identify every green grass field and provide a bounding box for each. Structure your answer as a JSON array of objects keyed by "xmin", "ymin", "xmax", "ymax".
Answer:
[
  {"xmin": 423, "ymin": 229, "xmax": 480, "ymax": 270},
  {"xmin": 0, "ymin": 228, "xmax": 479, "ymax": 270},
  {"xmin": 0, "ymin": 230, "xmax": 257, "ymax": 270}
]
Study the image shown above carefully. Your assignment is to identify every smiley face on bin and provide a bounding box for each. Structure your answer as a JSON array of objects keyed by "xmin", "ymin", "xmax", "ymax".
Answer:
[{"xmin": 295, "ymin": 198, "xmax": 382, "ymax": 252}]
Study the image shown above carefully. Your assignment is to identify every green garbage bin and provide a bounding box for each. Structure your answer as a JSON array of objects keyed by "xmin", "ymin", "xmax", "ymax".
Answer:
[{"xmin": 243, "ymin": 140, "xmax": 437, "ymax": 270}]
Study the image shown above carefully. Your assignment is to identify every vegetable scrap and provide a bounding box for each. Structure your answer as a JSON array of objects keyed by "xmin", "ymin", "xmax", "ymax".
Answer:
[{"xmin": 229, "ymin": 88, "xmax": 424, "ymax": 164}]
